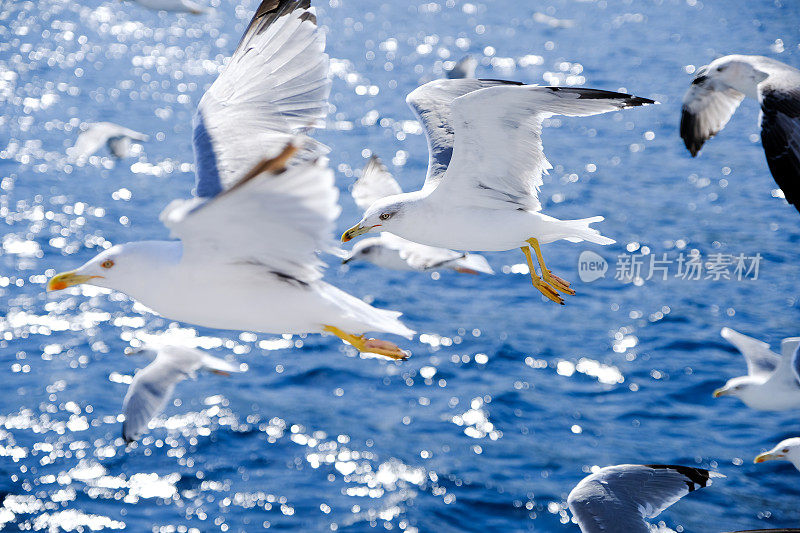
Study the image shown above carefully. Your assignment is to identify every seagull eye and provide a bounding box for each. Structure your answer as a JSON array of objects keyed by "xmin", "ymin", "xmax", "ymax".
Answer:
[
  {"xmin": 101, "ymin": 260, "xmax": 115, "ymax": 269},
  {"xmin": 379, "ymin": 213, "xmax": 392, "ymax": 221},
  {"xmin": 783, "ymin": 448, "xmax": 789, "ymax": 453}
]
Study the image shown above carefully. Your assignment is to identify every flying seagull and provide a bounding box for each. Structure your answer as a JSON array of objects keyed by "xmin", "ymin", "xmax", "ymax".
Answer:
[
  {"xmin": 341, "ymin": 79, "xmax": 654, "ymax": 304},
  {"xmin": 47, "ymin": 0, "xmax": 413, "ymax": 360},
  {"xmin": 122, "ymin": 345, "xmax": 242, "ymax": 443},
  {"xmin": 567, "ymin": 464, "xmax": 721, "ymax": 533},
  {"xmin": 68, "ymin": 122, "xmax": 149, "ymax": 162},
  {"xmin": 681, "ymin": 54, "xmax": 800, "ymax": 213},
  {"xmin": 342, "ymin": 155, "xmax": 494, "ymax": 275},
  {"xmin": 754, "ymin": 437, "xmax": 800, "ymax": 472},
  {"xmin": 713, "ymin": 327, "xmax": 800, "ymax": 411},
  {"xmin": 125, "ymin": 0, "xmax": 209, "ymax": 14},
  {"xmin": 446, "ymin": 55, "xmax": 478, "ymax": 79}
]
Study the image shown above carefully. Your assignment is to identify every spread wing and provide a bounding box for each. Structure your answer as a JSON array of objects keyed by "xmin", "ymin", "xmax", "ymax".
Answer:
[
  {"xmin": 431, "ymin": 86, "xmax": 654, "ymax": 211},
  {"xmin": 351, "ymin": 155, "xmax": 403, "ymax": 211},
  {"xmin": 720, "ymin": 327, "xmax": 780, "ymax": 378},
  {"xmin": 405, "ymin": 78, "xmax": 524, "ymax": 190},
  {"xmin": 162, "ymin": 145, "xmax": 340, "ymax": 284},
  {"xmin": 680, "ymin": 73, "xmax": 745, "ymax": 156},
  {"xmin": 122, "ymin": 357, "xmax": 188, "ymax": 443},
  {"xmin": 192, "ymin": 0, "xmax": 330, "ymax": 197},
  {"xmin": 759, "ymin": 86, "xmax": 800, "ymax": 210},
  {"xmin": 567, "ymin": 464, "xmax": 719, "ymax": 533},
  {"xmin": 763, "ymin": 337, "xmax": 800, "ymax": 390}
]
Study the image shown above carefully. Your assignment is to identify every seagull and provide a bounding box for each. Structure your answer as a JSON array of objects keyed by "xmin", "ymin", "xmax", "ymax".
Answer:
[
  {"xmin": 46, "ymin": 0, "xmax": 413, "ymax": 360},
  {"xmin": 754, "ymin": 437, "xmax": 800, "ymax": 472},
  {"xmin": 568, "ymin": 464, "xmax": 721, "ymax": 533},
  {"xmin": 125, "ymin": 0, "xmax": 209, "ymax": 15},
  {"xmin": 713, "ymin": 327, "xmax": 800, "ymax": 411},
  {"xmin": 342, "ymin": 155, "xmax": 494, "ymax": 275},
  {"xmin": 446, "ymin": 55, "xmax": 478, "ymax": 79},
  {"xmin": 680, "ymin": 55, "xmax": 800, "ymax": 213},
  {"xmin": 68, "ymin": 122, "xmax": 149, "ymax": 162},
  {"xmin": 121, "ymin": 345, "xmax": 242, "ymax": 443},
  {"xmin": 341, "ymin": 80, "xmax": 654, "ymax": 304}
]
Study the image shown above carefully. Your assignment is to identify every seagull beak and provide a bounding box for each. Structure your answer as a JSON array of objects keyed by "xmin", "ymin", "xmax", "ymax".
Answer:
[
  {"xmin": 341, "ymin": 223, "xmax": 378, "ymax": 242},
  {"xmin": 341, "ymin": 255, "xmax": 353, "ymax": 265},
  {"xmin": 47, "ymin": 271, "xmax": 102, "ymax": 292},
  {"xmin": 754, "ymin": 451, "xmax": 783, "ymax": 464},
  {"xmin": 712, "ymin": 388, "xmax": 728, "ymax": 398}
]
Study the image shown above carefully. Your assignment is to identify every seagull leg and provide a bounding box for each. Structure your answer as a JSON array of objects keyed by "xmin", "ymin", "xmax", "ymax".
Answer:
[
  {"xmin": 520, "ymin": 247, "xmax": 564, "ymax": 305},
  {"xmin": 323, "ymin": 326, "xmax": 409, "ymax": 360},
  {"xmin": 527, "ymin": 238, "xmax": 575, "ymax": 296}
]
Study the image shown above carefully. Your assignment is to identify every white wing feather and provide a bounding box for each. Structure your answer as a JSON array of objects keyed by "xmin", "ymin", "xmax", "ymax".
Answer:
[{"xmin": 352, "ymin": 155, "xmax": 403, "ymax": 211}]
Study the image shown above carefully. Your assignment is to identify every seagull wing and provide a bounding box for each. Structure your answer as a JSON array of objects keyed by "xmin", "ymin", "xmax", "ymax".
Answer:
[
  {"xmin": 759, "ymin": 86, "xmax": 800, "ymax": 210},
  {"xmin": 567, "ymin": 464, "xmax": 718, "ymax": 533},
  {"xmin": 380, "ymin": 233, "xmax": 465, "ymax": 271},
  {"xmin": 352, "ymin": 155, "xmax": 403, "ymax": 211},
  {"xmin": 192, "ymin": 0, "xmax": 330, "ymax": 197},
  {"xmin": 430, "ymin": 86, "xmax": 654, "ymax": 211},
  {"xmin": 405, "ymin": 78, "xmax": 524, "ymax": 190},
  {"xmin": 446, "ymin": 55, "xmax": 477, "ymax": 79},
  {"xmin": 763, "ymin": 337, "xmax": 800, "ymax": 390},
  {"xmin": 121, "ymin": 355, "xmax": 190, "ymax": 443},
  {"xmin": 720, "ymin": 327, "xmax": 780, "ymax": 378},
  {"xmin": 70, "ymin": 123, "xmax": 148, "ymax": 161},
  {"xmin": 162, "ymin": 145, "xmax": 340, "ymax": 284},
  {"xmin": 680, "ymin": 74, "xmax": 745, "ymax": 157}
]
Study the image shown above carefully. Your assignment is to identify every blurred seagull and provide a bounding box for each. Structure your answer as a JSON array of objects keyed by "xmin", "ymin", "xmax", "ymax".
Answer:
[
  {"xmin": 125, "ymin": 0, "xmax": 209, "ymax": 14},
  {"xmin": 343, "ymin": 155, "xmax": 494, "ymax": 275},
  {"xmin": 754, "ymin": 437, "xmax": 800, "ymax": 472},
  {"xmin": 713, "ymin": 327, "xmax": 800, "ymax": 410},
  {"xmin": 446, "ymin": 55, "xmax": 478, "ymax": 79},
  {"xmin": 69, "ymin": 122, "xmax": 149, "ymax": 162},
  {"xmin": 681, "ymin": 55, "xmax": 800, "ymax": 213},
  {"xmin": 567, "ymin": 464, "xmax": 721, "ymax": 533},
  {"xmin": 341, "ymin": 79, "xmax": 654, "ymax": 304},
  {"xmin": 47, "ymin": 0, "xmax": 413, "ymax": 360},
  {"xmin": 122, "ymin": 345, "xmax": 242, "ymax": 443}
]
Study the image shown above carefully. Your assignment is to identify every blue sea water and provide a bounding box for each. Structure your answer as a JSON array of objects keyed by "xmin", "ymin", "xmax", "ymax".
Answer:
[{"xmin": 1, "ymin": 0, "xmax": 800, "ymax": 531}]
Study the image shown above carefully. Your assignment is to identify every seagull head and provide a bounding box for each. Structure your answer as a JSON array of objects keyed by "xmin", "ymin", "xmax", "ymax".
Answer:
[
  {"xmin": 342, "ymin": 239, "xmax": 381, "ymax": 264},
  {"xmin": 754, "ymin": 437, "xmax": 800, "ymax": 471},
  {"xmin": 700, "ymin": 56, "xmax": 769, "ymax": 97},
  {"xmin": 341, "ymin": 195, "xmax": 411, "ymax": 242},
  {"xmin": 47, "ymin": 241, "xmax": 179, "ymax": 294},
  {"xmin": 712, "ymin": 375, "xmax": 757, "ymax": 401}
]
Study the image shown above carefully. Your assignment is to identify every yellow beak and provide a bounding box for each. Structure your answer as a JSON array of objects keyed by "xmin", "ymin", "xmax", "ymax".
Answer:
[
  {"xmin": 341, "ymin": 223, "xmax": 375, "ymax": 243},
  {"xmin": 712, "ymin": 388, "xmax": 728, "ymax": 398},
  {"xmin": 47, "ymin": 271, "xmax": 102, "ymax": 292},
  {"xmin": 754, "ymin": 452, "xmax": 782, "ymax": 464}
]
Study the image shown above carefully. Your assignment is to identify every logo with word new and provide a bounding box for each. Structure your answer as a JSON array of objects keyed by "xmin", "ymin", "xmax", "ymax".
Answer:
[{"xmin": 578, "ymin": 251, "xmax": 608, "ymax": 282}]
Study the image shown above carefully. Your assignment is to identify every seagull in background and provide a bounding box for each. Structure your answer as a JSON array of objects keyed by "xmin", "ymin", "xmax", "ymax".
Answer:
[
  {"xmin": 713, "ymin": 327, "xmax": 800, "ymax": 410},
  {"xmin": 122, "ymin": 345, "xmax": 242, "ymax": 443},
  {"xmin": 68, "ymin": 122, "xmax": 148, "ymax": 162},
  {"xmin": 446, "ymin": 55, "xmax": 478, "ymax": 79},
  {"xmin": 681, "ymin": 54, "xmax": 800, "ymax": 213},
  {"xmin": 567, "ymin": 464, "xmax": 721, "ymax": 533},
  {"xmin": 754, "ymin": 437, "xmax": 800, "ymax": 472},
  {"xmin": 343, "ymin": 155, "xmax": 494, "ymax": 275}
]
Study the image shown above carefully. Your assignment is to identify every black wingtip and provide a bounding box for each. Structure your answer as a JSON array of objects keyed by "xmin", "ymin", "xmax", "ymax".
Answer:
[
  {"xmin": 679, "ymin": 107, "xmax": 705, "ymax": 156},
  {"xmin": 545, "ymin": 87, "xmax": 656, "ymax": 107},
  {"xmin": 644, "ymin": 464, "xmax": 713, "ymax": 491}
]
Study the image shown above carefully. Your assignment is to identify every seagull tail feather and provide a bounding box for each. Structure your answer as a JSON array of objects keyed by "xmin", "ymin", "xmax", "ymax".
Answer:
[{"xmin": 559, "ymin": 216, "xmax": 616, "ymax": 245}]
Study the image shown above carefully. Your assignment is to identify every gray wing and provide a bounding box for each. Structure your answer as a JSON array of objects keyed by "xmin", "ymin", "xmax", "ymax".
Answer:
[
  {"xmin": 759, "ymin": 86, "xmax": 800, "ymax": 211},
  {"xmin": 351, "ymin": 155, "xmax": 403, "ymax": 211},
  {"xmin": 567, "ymin": 464, "xmax": 718, "ymax": 533},
  {"xmin": 680, "ymin": 72, "xmax": 745, "ymax": 156},
  {"xmin": 446, "ymin": 55, "xmax": 477, "ymax": 79},
  {"xmin": 121, "ymin": 358, "xmax": 188, "ymax": 443},
  {"xmin": 193, "ymin": 0, "xmax": 329, "ymax": 197},
  {"xmin": 720, "ymin": 327, "xmax": 780, "ymax": 378},
  {"xmin": 764, "ymin": 337, "xmax": 800, "ymax": 390},
  {"xmin": 405, "ymin": 78, "xmax": 524, "ymax": 191}
]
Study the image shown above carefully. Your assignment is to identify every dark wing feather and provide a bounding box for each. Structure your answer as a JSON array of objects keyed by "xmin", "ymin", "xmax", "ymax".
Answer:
[{"xmin": 760, "ymin": 87, "xmax": 800, "ymax": 211}]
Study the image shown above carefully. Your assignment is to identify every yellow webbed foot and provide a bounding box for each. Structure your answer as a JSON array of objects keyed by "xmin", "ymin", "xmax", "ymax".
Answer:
[
  {"xmin": 544, "ymin": 270, "xmax": 576, "ymax": 296},
  {"xmin": 323, "ymin": 326, "xmax": 409, "ymax": 360},
  {"xmin": 520, "ymin": 246, "xmax": 564, "ymax": 305}
]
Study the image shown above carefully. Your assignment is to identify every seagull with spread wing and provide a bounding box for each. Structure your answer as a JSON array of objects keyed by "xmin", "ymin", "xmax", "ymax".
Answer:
[
  {"xmin": 47, "ymin": 0, "xmax": 413, "ymax": 360},
  {"xmin": 342, "ymin": 155, "xmax": 494, "ymax": 275},
  {"xmin": 713, "ymin": 327, "xmax": 800, "ymax": 411},
  {"xmin": 341, "ymin": 79, "xmax": 654, "ymax": 304},
  {"xmin": 68, "ymin": 122, "xmax": 149, "ymax": 162},
  {"xmin": 567, "ymin": 464, "xmax": 721, "ymax": 533},
  {"xmin": 681, "ymin": 55, "xmax": 800, "ymax": 213}
]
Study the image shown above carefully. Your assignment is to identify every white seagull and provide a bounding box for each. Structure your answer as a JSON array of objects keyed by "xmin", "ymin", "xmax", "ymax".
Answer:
[
  {"xmin": 713, "ymin": 327, "xmax": 800, "ymax": 411},
  {"xmin": 68, "ymin": 122, "xmax": 149, "ymax": 162},
  {"xmin": 567, "ymin": 464, "xmax": 721, "ymax": 533},
  {"xmin": 342, "ymin": 155, "xmax": 494, "ymax": 275},
  {"xmin": 47, "ymin": 0, "xmax": 413, "ymax": 360},
  {"xmin": 446, "ymin": 55, "xmax": 478, "ymax": 79},
  {"xmin": 341, "ymin": 79, "xmax": 654, "ymax": 304},
  {"xmin": 121, "ymin": 345, "xmax": 242, "ymax": 443},
  {"xmin": 125, "ymin": 0, "xmax": 209, "ymax": 15},
  {"xmin": 681, "ymin": 55, "xmax": 800, "ymax": 213},
  {"xmin": 754, "ymin": 437, "xmax": 800, "ymax": 472}
]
